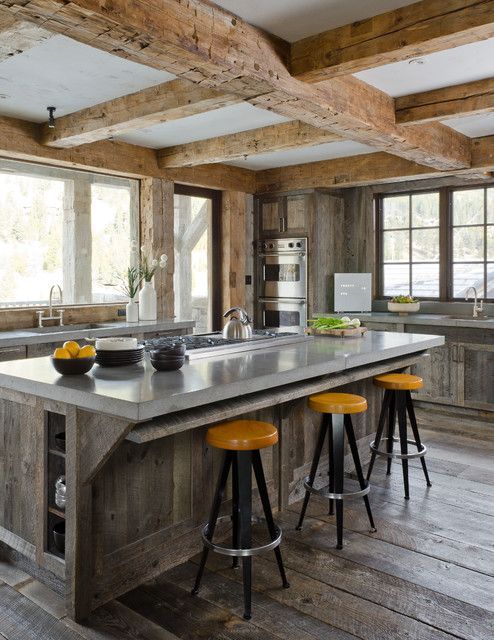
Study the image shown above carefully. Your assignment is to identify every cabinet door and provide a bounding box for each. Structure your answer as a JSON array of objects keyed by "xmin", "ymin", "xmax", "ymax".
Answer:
[
  {"xmin": 259, "ymin": 198, "xmax": 283, "ymax": 236},
  {"xmin": 410, "ymin": 342, "xmax": 458, "ymax": 405},
  {"xmin": 0, "ymin": 345, "xmax": 26, "ymax": 361},
  {"xmin": 363, "ymin": 322, "xmax": 399, "ymax": 332},
  {"xmin": 457, "ymin": 343, "xmax": 494, "ymax": 410},
  {"xmin": 285, "ymin": 194, "xmax": 310, "ymax": 235}
]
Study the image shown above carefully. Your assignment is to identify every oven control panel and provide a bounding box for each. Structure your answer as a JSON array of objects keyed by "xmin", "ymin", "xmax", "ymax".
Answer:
[{"xmin": 257, "ymin": 238, "xmax": 307, "ymax": 253}]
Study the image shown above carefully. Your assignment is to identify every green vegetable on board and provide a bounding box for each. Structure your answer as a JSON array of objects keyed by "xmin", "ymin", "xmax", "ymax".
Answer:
[{"xmin": 308, "ymin": 316, "xmax": 361, "ymax": 330}]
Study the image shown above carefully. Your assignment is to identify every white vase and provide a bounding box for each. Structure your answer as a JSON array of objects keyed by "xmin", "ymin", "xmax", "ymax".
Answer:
[
  {"xmin": 126, "ymin": 297, "xmax": 139, "ymax": 323},
  {"xmin": 139, "ymin": 281, "xmax": 157, "ymax": 321}
]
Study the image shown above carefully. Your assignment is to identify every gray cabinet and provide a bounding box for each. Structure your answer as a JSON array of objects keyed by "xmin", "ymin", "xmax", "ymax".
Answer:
[
  {"xmin": 363, "ymin": 322, "xmax": 401, "ymax": 332},
  {"xmin": 457, "ymin": 342, "xmax": 494, "ymax": 411},
  {"xmin": 257, "ymin": 193, "xmax": 310, "ymax": 237},
  {"xmin": 0, "ymin": 345, "xmax": 26, "ymax": 362}
]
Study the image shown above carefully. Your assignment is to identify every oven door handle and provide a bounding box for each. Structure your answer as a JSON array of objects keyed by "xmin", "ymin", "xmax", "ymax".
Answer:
[
  {"xmin": 259, "ymin": 298, "xmax": 306, "ymax": 304},
  {"xmin": 258, "ymin": 252, "xmax": 306, "ymax": 258}
]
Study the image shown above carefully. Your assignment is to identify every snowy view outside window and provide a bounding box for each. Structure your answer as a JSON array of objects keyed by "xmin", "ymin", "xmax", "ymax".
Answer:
[{"xmin": 0, "ymin": 161, "xmax": 137, "ymax": 307}]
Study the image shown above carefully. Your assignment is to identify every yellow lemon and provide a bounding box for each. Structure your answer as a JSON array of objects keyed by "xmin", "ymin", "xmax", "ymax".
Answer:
[
  {"xmin": 63, "ymin": 340, "xmax": 80, "ymax": 358},
  {"xmin": 77, "ymin": 345, "xmax": 96, "ymax": 359},
  {"xmin": 53, "ymin": 347, "xmax": 71, "ymax": 360}
]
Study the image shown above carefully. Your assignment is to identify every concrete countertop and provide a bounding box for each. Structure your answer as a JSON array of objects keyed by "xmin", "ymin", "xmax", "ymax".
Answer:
[
  {"xmin": 323, "ymin": 312, "xmax": 494, "ymax": 330},
  {"xmin": 0, "ymin": 331, "xmax": 444, "ymax": 422},
  {"xmin": 0, "ymin": 319, "xmax": 195, "ymax": 348}
]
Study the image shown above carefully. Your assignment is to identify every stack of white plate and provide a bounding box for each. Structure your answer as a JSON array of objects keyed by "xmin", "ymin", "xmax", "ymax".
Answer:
[{"xmin": 95, "ymin": 337, "xmax": 144, "ymax": 367}]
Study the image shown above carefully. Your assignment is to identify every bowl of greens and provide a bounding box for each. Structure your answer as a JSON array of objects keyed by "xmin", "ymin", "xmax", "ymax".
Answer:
[{"xmin": 388, "ymin": 296, "xmax": 420, "ymax": 315}]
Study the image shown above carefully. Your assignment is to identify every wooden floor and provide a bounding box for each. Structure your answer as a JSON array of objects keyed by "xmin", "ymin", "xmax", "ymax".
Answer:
[{"xmin": 0, "ymin": 408, "xmax": 493, "ymax": 640}]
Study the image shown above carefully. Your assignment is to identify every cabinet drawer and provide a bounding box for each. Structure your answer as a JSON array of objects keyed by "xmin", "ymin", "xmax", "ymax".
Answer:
[{"xmin": 0, "ymin": 345, "xmax": 27, "ymax": 362}]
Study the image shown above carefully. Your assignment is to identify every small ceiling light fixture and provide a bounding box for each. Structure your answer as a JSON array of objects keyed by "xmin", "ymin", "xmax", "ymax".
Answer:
[
  {"xmin": 408, "ymin": 58, "xmax": 425, "ymax": 65},
  {"xmin": 47, "ymin": 106, "xmax": 56, "ymax": 128}
]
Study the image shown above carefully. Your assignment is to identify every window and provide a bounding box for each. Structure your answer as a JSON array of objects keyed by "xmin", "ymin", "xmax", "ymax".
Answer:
[
  {"xmin": 379, "ymin": 191, "xmax": 440, "ymax": 298},
  {"xmin": 377, "ymin": 185, "xmax": 494, "ymax": 301},
  {"xmin": 0, "ymin": 159, "xmax": 138, "ymax": 307},
  {"xmin": 173, "ymin": 185, "xmax": 221, "ymax": 333}
]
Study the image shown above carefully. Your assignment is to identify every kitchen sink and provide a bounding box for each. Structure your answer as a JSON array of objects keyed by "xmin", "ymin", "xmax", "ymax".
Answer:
[
  {"xmin": 20, "ymin": 323, "xmax": 111, "ymax": 333},
  {"xmin": 447, "ymin": 315, "xmax": 491, "ymax": 321}
]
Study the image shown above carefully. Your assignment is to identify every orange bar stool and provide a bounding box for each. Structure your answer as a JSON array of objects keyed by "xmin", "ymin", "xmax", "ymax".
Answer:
[
  {"xmin": 192, "ymin": 419, "xmax": 289, "ymax": 620},
  {"xmin": 367, "ymin": 373, "xmax": 431, "ymax": 500},
  {"xmin": 296, "ymin": 392, "xmax": 376, "ymax": 550}
]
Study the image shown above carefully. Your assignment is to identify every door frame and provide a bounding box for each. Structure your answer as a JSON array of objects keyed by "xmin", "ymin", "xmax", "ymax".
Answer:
[{"xmin": 174, "ymin": 184, "xmax": 222, "ymax": 332}]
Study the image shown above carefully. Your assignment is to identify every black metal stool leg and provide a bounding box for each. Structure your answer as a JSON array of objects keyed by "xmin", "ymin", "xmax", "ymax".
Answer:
[
  {"xmin": 252, "ymin": 450, "xmax": 290, "ymax": 589},
  {"xmin": 328, "ymin": 415, "xmax": 335, "ymax": 516},
  {"xmin": 367, "ymin": 390, "xmax": 391, "ymax": 481},
  {"xmin": 396, "ymin": 391, "xmax": 410, "ymax": 500},
  {"xmin": 386, "ymin": 392, "xmax": 396, "ymax": 475},
  {"xmin": 231, "ymin": 453, "xmax": 240, "ymax": 568},
  {"xmin": 237, "ymin": 451, "xmax": 253, "ymax": 620},
  {"xmin": 332, "ymin": 415, "xmax": 345, "ymax": 550},
  {"xmin": 344, "ymin": 415, "xmax": 376, "ymax": 532},
  {"xmin": 406, "ymin": 391, "xmax": 432, "ymax": 487},
  {"xmin": 192, "ymin": 451, "xmax": 232, "ymax": 595},
  {"xmin": 296, "ymin": 416, "xmax": 328, "ymax": 530}
]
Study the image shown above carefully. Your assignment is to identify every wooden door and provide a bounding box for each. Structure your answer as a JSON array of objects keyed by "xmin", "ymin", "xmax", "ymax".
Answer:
[
  {"xmin": 285, "ymin": 194, "xmax": 310, "ymax": 235},
  {"xmin": 457, "ymin": 343, "xmax": 494, "ymax": 410},
  {"xmin": 259, "ymin": 197, "xmax": 283, "ymax": 236}
]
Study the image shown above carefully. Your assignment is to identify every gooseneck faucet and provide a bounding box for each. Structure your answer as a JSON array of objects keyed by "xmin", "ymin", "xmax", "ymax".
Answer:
[
  {"xmin": 36, "ymin": 285, "xmax": 65, "ymax": 327},
  {"xmin": 465, "ymin": 286, "xmax": 483, "ymax": 318}
]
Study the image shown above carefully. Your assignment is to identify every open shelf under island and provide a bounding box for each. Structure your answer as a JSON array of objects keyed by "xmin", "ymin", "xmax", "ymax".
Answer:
[{"xmin": 0, "ymin": 330, "xmax": 444, "ymax": 621}]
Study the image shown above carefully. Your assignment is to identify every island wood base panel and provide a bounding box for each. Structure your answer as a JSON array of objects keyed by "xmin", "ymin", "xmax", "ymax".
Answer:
[{"xmin": 0, "ymin": 352, "xmax": 426, "ymax": 621}]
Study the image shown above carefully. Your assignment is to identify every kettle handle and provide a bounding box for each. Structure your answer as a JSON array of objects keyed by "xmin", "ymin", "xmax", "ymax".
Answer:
[{"xmin": 223, "ymin": 307, "xmax": 252, "ymax": 324}]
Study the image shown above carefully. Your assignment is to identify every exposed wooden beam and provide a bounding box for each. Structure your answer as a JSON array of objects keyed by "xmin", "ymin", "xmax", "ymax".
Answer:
[
  {"xmin": 0, "ymin": 13, "xmax": 52, "ymax": 61},
  {"xmin": 42, "ymin": 79, "xmax": 242, "ymax": 148},
  {"xmin": 396, "ymin": 77, "xmax": 494, "ymax": 125},
  {"xmin": 255, "ymin": 135, "xmax": 494, "ymax": 193},
  {"xmin": 158, "ymin": 121, "xmax": 342, "ymax": 168},
  {"xmin": 0, "ymin": 115, "xmax": 256, "ymax": 191},
  {"xmin": 2, "ymin": 0, "xmax": 471, "ymax": 172},
  {"xmin": 291, "ymin": 0, "xmax": 494, "ymax": 82}
]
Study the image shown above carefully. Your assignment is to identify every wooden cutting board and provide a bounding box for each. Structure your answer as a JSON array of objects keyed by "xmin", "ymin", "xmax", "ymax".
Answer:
[{"xmin": 305, "ymin": 326, "xmax": 368, "ymax": 338}]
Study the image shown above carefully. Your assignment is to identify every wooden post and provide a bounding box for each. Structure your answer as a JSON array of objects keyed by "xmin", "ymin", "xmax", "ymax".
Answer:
[
  {"xmin": 140, "ymin": 178, "xmax": 174, "ymax": 319},
  {"xmin": 63, "ymin": 175, "xmax": 92, "ymax": 304},
  {"xmin": 221, "ymin": 191, "xmax": 247, "ymax": 312}
]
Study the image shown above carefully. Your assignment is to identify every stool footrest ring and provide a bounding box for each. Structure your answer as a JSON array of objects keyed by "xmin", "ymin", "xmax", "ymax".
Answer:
[
  {"xmin": 370, "ymin": 436, "xmax": 427, "ymax": 460},
  {"xmin": 201, "ymin": 515, "xmax": 282, "ymax": 557},
  {"xmin": 302, "ymin": 476, "xmax": 370, "ymax": 500}
]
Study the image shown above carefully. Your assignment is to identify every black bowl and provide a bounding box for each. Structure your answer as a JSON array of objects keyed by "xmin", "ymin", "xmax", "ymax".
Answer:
[
  {"xmin": 53, "ymin": 521, "xmax": 65, "ymax": 554},
  {"xmin": 51, "ymin": 356, "xmax": 95, "ymax": 375},
  {"xmin": 150, "ymin": 357, "xmax": 185, "ymax": 371},
  {"xmin": 150, "ymin": 344, "xmax": 186, "ymax": 358},
  {"xmin": 54, "ymin": 432, "xmax": 66, "ymax": 452}
]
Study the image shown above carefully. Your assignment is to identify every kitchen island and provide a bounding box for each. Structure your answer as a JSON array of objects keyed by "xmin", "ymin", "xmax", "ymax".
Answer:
[{"xmin": 0, "ymin": 331, "xmax": 443, "ymax": 621}]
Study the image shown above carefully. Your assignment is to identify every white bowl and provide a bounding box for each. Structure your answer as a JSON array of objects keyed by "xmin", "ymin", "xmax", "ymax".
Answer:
[
  {"xmin": 388, "ymin": 302, "xmax": 420, "ymax": 315},
  {"xmin": 95, "ymin": 337, "xmax": 138, "ymax": 351}
]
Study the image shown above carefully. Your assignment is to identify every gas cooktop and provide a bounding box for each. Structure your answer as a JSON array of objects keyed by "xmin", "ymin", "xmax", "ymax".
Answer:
[{"xmin": 144, "ymin": 330, "xmax": 311, "ymax": 359}]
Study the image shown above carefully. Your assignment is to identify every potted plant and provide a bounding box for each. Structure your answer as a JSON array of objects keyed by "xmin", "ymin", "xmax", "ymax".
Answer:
[
  {"xmin": 116, "ymin": 266, "xmax": 142, "ymax": 323},
  {"xmin": 138, "ymin": 248, "xmax": 168, "ymax": 321},
  {"xmin": 388, "ymin": 295, "xmax": 420, "ymax": 315}
]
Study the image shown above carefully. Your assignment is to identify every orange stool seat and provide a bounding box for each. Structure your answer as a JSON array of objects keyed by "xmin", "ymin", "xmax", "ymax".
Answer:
[
  {"xmin": 308, "ymin": 392, "xmax": 367, "ymax": 415},
  {"xmin": 374, "ymin": 373, "xmax": 423, "ymax": 391},
  {"xmin": 206, "ymin": 420, "xmax": 278, "ymax": 451}
]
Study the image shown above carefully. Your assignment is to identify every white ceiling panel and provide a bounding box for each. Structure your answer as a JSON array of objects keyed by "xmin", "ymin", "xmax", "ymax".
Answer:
[
  {"xmin": 444, "ymin": 113, "xmax": 494, "ymax": 138},
  {"xmin": 355, "ymin": 38, "xmax": 494, "ymax": 97},
  {"xmin": 117, "ymin": 103, "xmax": 290, "ymax": 148},
  {"xmin": 226, "ymin": 140, "xmax": 376, "ymax": 170},
  {"xmin": 213, "ymin": 1, "xmax": 416, "ymax": 42},
  {"xmin": 0, "ymin": 34, "xmax": 174, "ymax": 122}
]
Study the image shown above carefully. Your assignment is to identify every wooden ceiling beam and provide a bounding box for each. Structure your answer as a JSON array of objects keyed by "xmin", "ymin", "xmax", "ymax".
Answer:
[
  {"xmin": 396, "ymin": 77, "xmax": 494, "ymax": 125},
  {"xmin": 0, "ymin": 11, "xmax": 52, "ymax": 62},
  {"xmin": 255, "ymin": 135, "xmax": 494, "ymax": 193},
  {"xmin": 1, "ymin": 0, "xmax": 471, "ymax": 172},
  {"xmin": 291, "ymin": 0, "xmax": 494, "ymax": 82},
  {"xmin": 158, "ymin": 121, "xmax": 342, "ymax": 168},
  {"xmin": 42, "ymin": 79, "xmax": 242, "ymax": 148}
]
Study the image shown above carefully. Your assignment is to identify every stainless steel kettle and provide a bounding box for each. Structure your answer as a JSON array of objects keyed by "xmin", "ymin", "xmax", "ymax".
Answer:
[{"xmin": 222, "ymin": 307, "xmax": 253, "ymax": 340}]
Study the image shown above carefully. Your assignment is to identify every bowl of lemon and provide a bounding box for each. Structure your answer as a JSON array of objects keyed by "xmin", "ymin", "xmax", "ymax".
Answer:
[{"xmin": 51, "ymin": 341, "xmax": 96, "ymax": 375}]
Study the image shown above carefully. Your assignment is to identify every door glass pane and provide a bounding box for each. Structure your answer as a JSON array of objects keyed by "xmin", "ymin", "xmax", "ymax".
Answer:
[
  {"xmin": 383, "ymin": 264, "xmax": 409, "ymax": 297},
  {"xmin": 487, "ymin": 263, "xmax": 494, "ymax": 298},
  {"xmin": 453, "ymin": 226, "xmax": 484, "ymax": 261},
  {"xmin": 383, "ymin": 230, "xmax": 409, "ymax": 262},
  {"xmin": 411, "ymin": 192, "xmax": 439, "ymax": 227},
  {"xmin": 452, "ymin": 189, "xmax": 484, "ymax": 225},
  {"xmin": 412, "ymin": 228, "xmax": 439, "ymax": 261},
  {"xmin": 487, "ymin": 189, "xmax": 494, "ymax": 223},
  {"xmin": 174, "ymin": 193, "xmax": 213, "ymax": 333},
  {"xmin": 412, "ymin": 264, "xmax": 439, "ymax": 298},
  {"xmin": 487, "ymin": 226, "xmax": 494, "ymax": 261},
  {"xmin": 453, "ymin": 263, "xmax": 484, "ymax": 298},
  {"xmin": 382, "ymin": 195, "xmax": 409, "ymax": 228}
]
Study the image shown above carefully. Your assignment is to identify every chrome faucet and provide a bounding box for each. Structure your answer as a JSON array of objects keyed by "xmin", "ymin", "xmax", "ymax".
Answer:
[
  {"xmin": 36, "ymin": 285, "xmax": 65, "ymax": 327},
  {"xmin": 465, "ymin": 286, "xmax": 483, "ymax": 318}
]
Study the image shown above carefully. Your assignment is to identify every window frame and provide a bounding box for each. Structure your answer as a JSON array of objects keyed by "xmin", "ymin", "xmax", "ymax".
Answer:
[{"xmin": 376, "ymin": 183, "xmax": 494, "ymax": 303}]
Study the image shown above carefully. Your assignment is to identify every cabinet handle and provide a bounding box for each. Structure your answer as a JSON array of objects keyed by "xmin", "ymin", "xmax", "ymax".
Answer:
[
  {"xmin": 451, "ymin": 344, "xmax": 458, "ymax": 362},
  {"xmin": 279, "ymin": 217, "xmax": 284, "ymax": 233}
]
